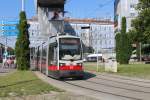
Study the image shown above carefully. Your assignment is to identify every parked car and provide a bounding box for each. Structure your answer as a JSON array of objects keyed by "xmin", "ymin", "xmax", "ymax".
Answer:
[
  {"xmin": 142, "ymin": 55, "xmax": 150, "ymax": 61},
  {"xmin": 130, "ymin": 54, "xmax": 138, "ymax": 62},
  {"xmin": 86, "ymin": 54, "xmax": 102, "ymax": 62}
]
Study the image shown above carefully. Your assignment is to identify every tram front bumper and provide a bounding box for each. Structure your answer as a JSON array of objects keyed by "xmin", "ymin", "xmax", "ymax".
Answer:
[{"xmin": 59, "ymin": 70, "xmax": 84, "ymax": 78}]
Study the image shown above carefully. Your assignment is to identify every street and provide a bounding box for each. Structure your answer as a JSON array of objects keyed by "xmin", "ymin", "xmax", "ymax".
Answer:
[{"xmin": 35, "ymin": 71, "xmax": 150, "ymax": 100}]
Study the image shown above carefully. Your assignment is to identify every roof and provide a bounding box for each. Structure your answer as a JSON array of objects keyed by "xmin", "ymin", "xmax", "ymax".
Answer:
[{"xmin": 64, "ymin": 18, "xmax": 114, "ymax": 25}]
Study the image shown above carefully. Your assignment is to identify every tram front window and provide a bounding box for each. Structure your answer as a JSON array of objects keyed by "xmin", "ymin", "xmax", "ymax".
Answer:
[{"xmin": 59, "ymin": 38, "xmax": 82, "ymax": 60}]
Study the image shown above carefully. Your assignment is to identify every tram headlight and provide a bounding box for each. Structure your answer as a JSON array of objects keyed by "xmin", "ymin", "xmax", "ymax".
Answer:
[{"xmin": 77, "ymin": 63, "xmax": 82, "ymax": 66}]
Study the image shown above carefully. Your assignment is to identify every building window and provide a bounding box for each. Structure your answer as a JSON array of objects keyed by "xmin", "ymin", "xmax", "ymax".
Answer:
[
  {"xmin": 104, "ymin": 27, "xmax": 107, "ymax": 31},
  {"xmin": 130, "ymin": 13, "xmax": 135, "ymax": 17},
  {"xmin": 109, "ymin": 40, "xmax": 111, "ymax": 44},
  {"xmin": 130, "ymin": 4, "xmax": 135, "ymax": 8},
  {"xmin": 105, "ymin": 40, "xmax": 107, "ymax": 45}
]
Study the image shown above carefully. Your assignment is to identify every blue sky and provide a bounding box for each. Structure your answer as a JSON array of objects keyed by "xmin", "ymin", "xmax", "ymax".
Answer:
[
  {"xmin": 0, "ymin": 0, "xmax": 35, "ymax": 19},
  {"xmin": 65, "ymin": 0, "xmax": 114, "ymax": 19},
  {"xmin": 0, "ymin": 0, "xmax": 114, "ymax": 19}
]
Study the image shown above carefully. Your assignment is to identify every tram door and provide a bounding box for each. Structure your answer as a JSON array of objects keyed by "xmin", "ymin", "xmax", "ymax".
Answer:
[
  {"xmin": 41, "ymin": 46, "xmax": 47, "ymax": 74},
  {"xmin": 39, "ymin": 46, "xmax": 42, "ymax": 72},
  {"xmin": 36, "ymin": 47, "xmax": 40, "ymax": 70},
  {"xmin": 48, "ymin": 43, "xmax": 58, "ymax": 74}
]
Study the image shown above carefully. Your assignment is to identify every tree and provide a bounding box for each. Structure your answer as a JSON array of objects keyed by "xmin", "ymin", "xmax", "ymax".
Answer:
[
  {"xmin": 129, "ymin": 0, "xmax": 150, "ymax": 58},
  {"xmin": 15, "ymin": 11, "xmax": 30, "ymax": 70},
  {"xmin": 115, "ymin": 17, "xmax": 132, "ymax": 64},
  {"xmin": 115, "ymin": 33, "xmax": 121, "ymax": 62}
]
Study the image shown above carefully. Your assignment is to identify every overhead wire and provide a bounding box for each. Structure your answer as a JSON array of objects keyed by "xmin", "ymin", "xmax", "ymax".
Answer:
[{"xmin": 85, "ymin": 0, "xmax": 114, "ymax": 18}]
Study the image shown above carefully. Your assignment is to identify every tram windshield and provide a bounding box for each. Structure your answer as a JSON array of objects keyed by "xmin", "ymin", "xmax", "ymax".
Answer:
[{"xmin": 59, "ymin": 38, "xmax": 82, "ymax": 60}]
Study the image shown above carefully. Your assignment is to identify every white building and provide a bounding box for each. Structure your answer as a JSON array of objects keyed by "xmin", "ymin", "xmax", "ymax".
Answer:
[
  {"xmin": 64, "ymin": 18, "xmax": 115, "ymax": 53},
  {"xmin": 114, "ymin": 0, "xmax": 139, "ymax": 32},
  {"xmin": 28, "ymin": 17, "xmax": 44, "ymax": 47},
  {"xmin": 28, "ymin": 17, "xmax": 115, "ymax": 53}
]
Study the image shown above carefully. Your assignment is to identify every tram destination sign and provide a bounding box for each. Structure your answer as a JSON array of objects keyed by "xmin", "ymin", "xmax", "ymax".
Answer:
[{"xmin": 60, "ymin": 38, "xmax": 80, "ymax": 44}]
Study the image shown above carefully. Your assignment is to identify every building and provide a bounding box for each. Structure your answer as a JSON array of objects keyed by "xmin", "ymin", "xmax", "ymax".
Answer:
[
  {"xmin": 64, "ymin": 18, "xmax": 115, "ymax": 53},
  {"xmin": 28, "ymin": 17, "xmax": 115, "ymax": 53},
  {"xmin": 28, "ymin": 16, "xmax": 44, "ymax": 47},
  {"xmin": 114, "ymin": 0, "xmax": 139, "ymax": 32}
]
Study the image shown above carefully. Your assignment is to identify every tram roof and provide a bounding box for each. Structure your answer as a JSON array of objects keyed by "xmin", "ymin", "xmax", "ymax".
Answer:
[
  {"xmin": 58, "ymin": 34, "xmax": 80, "ymax": 39},
  {"xmin": 49, "ymin": 34, "xmax": 80, "ymax": 39}
]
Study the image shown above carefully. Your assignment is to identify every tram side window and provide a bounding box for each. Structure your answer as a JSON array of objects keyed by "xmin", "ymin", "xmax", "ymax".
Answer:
[
  {"xmin": 31, "ymin": 48, "xmax": 36, "ymax": 60},
  {"xmin": 48, "ymin": 44, "xmax": 57, "ymax": 65},
  {"xmin": 48, "ymin": 45, "xmax": 54, "ymax": 65},
  {"xmin": 42, "ymin": 47, "xmax": 47, "ymax": 60},
  {"xmin": 53, "ymin": 47, "xmax": 57, "ymax": 64},
  {"xmin": 37, "ymin": 48, "xmax": 40, "ymax": 63}
]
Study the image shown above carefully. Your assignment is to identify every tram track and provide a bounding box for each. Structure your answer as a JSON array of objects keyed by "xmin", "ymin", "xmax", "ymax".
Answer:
[
  {"xmin": 92, "ymin": 77, "xmax": 150, "ymax": 88},
  {"xmin": 93, "ymin": 75, "xmax": 150, "ymax": 89},
  {"xmin": 35, "ymin": 71, "xmax": 150, "ymax": 100},
  {"xmin": 96, "ymin": 73, "xmax": 150, "ymax": 84},
  {"xmin": 63, "ymin": 80, "xmax": 142, "ymax": 100},
  {"xmin": 61, "ymin": 72, "xmax": 150, "ymax": 100},
  {"xmin": 85, "ymin": 79, "xmax": 150, "ymax": 94}
]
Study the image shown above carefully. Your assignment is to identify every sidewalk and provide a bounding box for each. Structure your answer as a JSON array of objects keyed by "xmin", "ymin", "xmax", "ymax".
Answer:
[{"xmin": 0, "ymin": 63, "xmax": 16, "ymax": 76}]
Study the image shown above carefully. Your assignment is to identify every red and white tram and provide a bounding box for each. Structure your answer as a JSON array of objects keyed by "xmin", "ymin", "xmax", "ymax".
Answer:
[{"xmin": 31, "ymin": 34, "xmax": 84, "ymax": 79}]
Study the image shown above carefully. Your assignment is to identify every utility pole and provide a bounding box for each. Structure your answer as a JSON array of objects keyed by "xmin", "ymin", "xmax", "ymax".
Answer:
[
  {"xmin": 97, "ymin": 43, "xmax": 99, "ymax": 72},
  {"xmin": 22, "ymin": 0, "xmax": 25, "ymax": 11},
  {"xmin": 140, "ymin": 42, "xmax": 142, "ymax": 62}
]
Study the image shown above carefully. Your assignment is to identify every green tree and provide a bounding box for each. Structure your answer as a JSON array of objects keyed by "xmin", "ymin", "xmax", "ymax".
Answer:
[
  {"xmin": 115, "ymin": 33, "xmax": 121, "ymax": 62},
  {"xmin": 129, "ymin": 0, "xmax": 150, "ymax": 58},
  {"xmin": 115, "ymin": 17, "xmax": 132, "ymax": 64},
  {"xmin": 15, "ymin": 11, "xmax": 30, "ymax": 70}
]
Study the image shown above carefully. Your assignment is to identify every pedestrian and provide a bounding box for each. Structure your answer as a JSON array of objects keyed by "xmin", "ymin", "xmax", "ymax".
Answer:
[
  {"xmin": 7, "ymin": 58, "xmax": 11, "ymax": 68},
  {"xmin": 2, "ymin": 58, "xmax": 7, "ymax": 68}
]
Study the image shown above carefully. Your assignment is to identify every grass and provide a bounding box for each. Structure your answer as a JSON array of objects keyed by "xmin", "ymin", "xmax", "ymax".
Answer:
[
  {"xmin": 116, "ymin": 64, "xmax": 150, "ymax": 79},
  {"xmin": 84, "ymin": 62, "xmax": 150, "ymax": 79},
  {"xmin": 83, "ymin": 62, "xmax": 105, "ymax": 72},
  {"xmin": 0, "ymin": 71, "xmax": 61, "ymax": 97}
]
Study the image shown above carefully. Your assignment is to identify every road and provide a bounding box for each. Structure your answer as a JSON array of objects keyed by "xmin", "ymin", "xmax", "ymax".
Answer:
[{"xmin": 35, "ymin": 71, "xmax": 150, "ymax": 100}]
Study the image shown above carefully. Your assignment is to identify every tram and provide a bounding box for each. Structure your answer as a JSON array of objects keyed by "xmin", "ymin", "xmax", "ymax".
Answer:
[{"xmin": 31, "ymin": 34, "xmax": 84, "ymax": 79}]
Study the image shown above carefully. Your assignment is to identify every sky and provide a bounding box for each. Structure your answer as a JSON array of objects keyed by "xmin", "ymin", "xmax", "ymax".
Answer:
[
  {"xmin": 0, "ymin": 0, "xmax": 114, "ymax": 20},
  {"xmin": 65, "ymin": 0, "xmax": 115, "ymax": 20},
  {"xmin": 0, "ymin": 0, "xmax": 35, "ymax": 19}
]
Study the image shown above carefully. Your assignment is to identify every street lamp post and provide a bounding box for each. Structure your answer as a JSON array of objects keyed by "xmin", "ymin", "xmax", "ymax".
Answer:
[
  {"xmin": 90, "ymin": 24, "xmax": 99, "ymax": 71},
  {"xmin": 140, "ymin": 42, "xmax": 142, "ymax": 62},
  {"xmin": 96, "ymin": 42, "xmax": 99, "ymax": 72}
]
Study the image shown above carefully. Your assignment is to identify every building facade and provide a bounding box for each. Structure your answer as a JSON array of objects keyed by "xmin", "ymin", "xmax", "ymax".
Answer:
[
  {"xmin": 64, "ymin": 18, "xmax": 115, "ymax": 53},
  {"xmin": 28, "ymin": 16, "xmax": 44, "ymax": 47},
  {"xmin": 28, "ymin": 17, "xmax": 115, "ymax": 53},
  {"xmin": 114, "ymin": 0, "xmax": 139, "ymax": 32}
]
